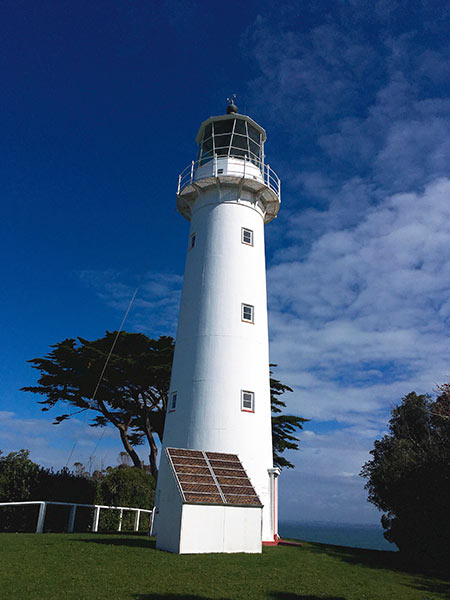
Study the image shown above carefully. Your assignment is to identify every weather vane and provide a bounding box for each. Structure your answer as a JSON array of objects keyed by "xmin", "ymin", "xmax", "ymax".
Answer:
[{"xmin": 226, "ymin": 94, "xmax": 238, "ymax": 114}]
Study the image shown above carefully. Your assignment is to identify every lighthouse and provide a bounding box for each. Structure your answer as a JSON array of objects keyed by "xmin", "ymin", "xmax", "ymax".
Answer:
[{"xmin": 154, "ymin": 99, "xmax": 281, "ymax": 553}]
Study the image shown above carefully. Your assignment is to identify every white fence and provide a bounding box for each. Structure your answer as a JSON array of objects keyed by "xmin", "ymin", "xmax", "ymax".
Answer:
[{"xmin": 0, "ymin": 500, "xmax": 154, "ymax": 534}]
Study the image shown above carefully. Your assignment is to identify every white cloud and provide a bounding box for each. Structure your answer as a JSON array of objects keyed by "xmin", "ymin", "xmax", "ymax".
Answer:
[
  {"xmin": 0, "ymin": 410, "xmax": 129, "ymax": 473},
  {"xmin": 78, "ymin": 269, "xmax": 182, "ymax": 337},
  {"xmin": 268, "ymin": 179, "xmax": 450, "ymax": 446},
  {"xmin": 244, "ymin": 7, "xmax": 450, "ymax": 524}
]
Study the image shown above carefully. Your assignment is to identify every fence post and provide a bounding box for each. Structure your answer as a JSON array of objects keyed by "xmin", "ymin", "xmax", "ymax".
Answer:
[
  {"xmin": 149, "ymin": 509, "xmax": 155, "ymax": 536},
  {"xmin": 118, "ymin": 508, "xmax": 123, "ymax": 532},
  {"xmin": 36, "ymin": 502, "xmax": 47, "ymax": 533},
  {"xmin": 92, "ymin": 506, "xmax": 100, "ymax": 532},
  {"xmin": 134, "ymin": 509, "xmax": 140, "ymax": 532},
  {"xmin": 67, "ymin": 504, "xmax": 77, "ymax": 533}
]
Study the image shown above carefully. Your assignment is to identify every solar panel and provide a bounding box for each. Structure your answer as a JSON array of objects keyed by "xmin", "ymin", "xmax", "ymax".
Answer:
[{"xmin": 166, "ymin": 447, "xmax": 262, "ymax": 507}]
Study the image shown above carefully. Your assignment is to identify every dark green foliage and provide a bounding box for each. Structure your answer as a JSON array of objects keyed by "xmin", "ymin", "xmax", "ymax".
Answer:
[
  {"xmin": 0, "ymin": 450, "xmax": 96, "ymax": 532},
  {"xmin": 0, "ymin": 450, "xmax": 155, "ymax": 533},
  {"xmin": 0, "ymin": 449, "xmax": 41, "ymax": 502},
  {"xmin": 97, "ymin": 466, "xmax": 155, "ymax": 531},
  {"xmin": 99, "ymin": 466, "xmax": 155, "ymax": 509},
  {"xmin": 0, "ymin": 450, "xmax": 97, "ymax": 532},
  {"xmin": 270, "ymin": 365, "xmax": 308, "ymax": 469},
  {"xmin": 0, "ymin": 450, "xmax": 42, "ymax": 532},
  {"xmin": 361, "ymin": 390, "xmax": 450, "ymax": 567},
  {"xmin": 22, "ymin": 332, "xmax": 174, "ymax": 477},
  {"xmin": 35, "ymin": 468, "xmax": 97, "ymax": 504}
]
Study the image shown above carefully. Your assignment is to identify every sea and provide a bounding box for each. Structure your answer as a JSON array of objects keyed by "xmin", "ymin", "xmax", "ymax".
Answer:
[{"xmin": 279, "ymin": 520, "xmax": 396, "ymax": 552}]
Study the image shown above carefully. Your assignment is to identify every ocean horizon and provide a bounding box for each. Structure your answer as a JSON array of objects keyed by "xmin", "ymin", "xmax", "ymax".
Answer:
[{"xmin": 279, "ymin": 520, "xmax": 396, "ymax": 552}]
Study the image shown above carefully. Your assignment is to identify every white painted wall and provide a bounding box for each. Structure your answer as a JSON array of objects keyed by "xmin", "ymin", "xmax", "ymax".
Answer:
[
  {"xmin": 155, "ymin": 452, "xmax": 183, "ymax": 553},
  {"xmin": 194, "ymin": 156, "xmax": 264, "ymax": 184},
  {"xmin": 179, "ymin": 504, "xmax": 262, "ymax": 554},
  {"xmin": 160, "ymin": 174, "xmax": 276, "ymax": 542}
]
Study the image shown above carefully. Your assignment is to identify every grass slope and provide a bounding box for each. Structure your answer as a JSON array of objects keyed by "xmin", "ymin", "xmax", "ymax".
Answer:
[{"xmin": 0, "ymin": 533, "xmax": 448, "ymax": 600}]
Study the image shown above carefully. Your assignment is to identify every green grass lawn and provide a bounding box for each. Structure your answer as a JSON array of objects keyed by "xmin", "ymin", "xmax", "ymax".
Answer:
[{"xmin": 0, "ymin": 533, "xmax": 448, "ymax": 600}]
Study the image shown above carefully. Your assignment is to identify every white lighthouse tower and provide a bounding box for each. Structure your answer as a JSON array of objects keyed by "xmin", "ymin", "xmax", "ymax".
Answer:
[{"xmin": 154, "ymin": 99, "xmax": 281, "ymax": 553}]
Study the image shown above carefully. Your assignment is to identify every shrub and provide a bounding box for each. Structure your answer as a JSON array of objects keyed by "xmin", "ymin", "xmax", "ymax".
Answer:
[
  {"xmin": 97, "ymin": 466, "xmax": 155, "ymax": 531},
  {"xmin": 0, "ymin": 451, "xmax": 155, "ymax": 533},
  {"xmin": 0, "ymin": 449, "xmax": 41, "ymax": 502}
]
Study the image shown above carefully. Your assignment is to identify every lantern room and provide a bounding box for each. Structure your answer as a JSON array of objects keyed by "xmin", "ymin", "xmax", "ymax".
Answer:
[
  {"xmin": 196, "ymin": 114, "xmax": 266, "ymax": 167},
  {"xmin": 176, "ymin": 110, "xmax": 280, "ymax": 224}
]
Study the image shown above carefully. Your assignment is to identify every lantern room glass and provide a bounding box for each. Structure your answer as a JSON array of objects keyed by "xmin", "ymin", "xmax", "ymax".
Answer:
[{"xmin": 198, "ymin": 117, "xmax": 264, "ymax": 167}]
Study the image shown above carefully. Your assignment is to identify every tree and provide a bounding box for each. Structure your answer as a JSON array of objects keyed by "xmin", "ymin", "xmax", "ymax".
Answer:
[
  {"xmin": 99, "ymin": 466, "xmax": 155, "ymax": 510},
  {"xmin": 0, "ymin": 449, "xmax": 41, "ymax": 503},
  {"xmin": 433, "ymin": 382, "xmax": 450, "ymax": 420},
  {"xmin": 22, "ymin": 334, "xmax": 306, "ymax": 478},
  {"xmin": 360, "ymin": 390, "xmax": 450, "ymax": 566},
  {"xmin": 0, "ymin": 450, "xmax": 97, "ymax": 532},
  {"xmin": 96, "ymin": 465, "xmax": 156, "ymax": 531},
  {"xmin": 22, "ymin": 332, "xmax": 174, "ymax": 478},
  {"xmin": 270, "ymin": 366, "xmax": 308, "ymax": 469}
]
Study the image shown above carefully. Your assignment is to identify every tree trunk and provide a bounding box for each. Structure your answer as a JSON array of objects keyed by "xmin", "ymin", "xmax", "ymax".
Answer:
[
  {"xmin": 118, "ymin": 427, "xmax": 142, "ymax": 469},
  {"xmin": 141, "ymin": 414, "xmax": 159, "ymax": 479},
  {"xmin": 147, "ymin": 432, "xmax": 159, "ymax": 480}
]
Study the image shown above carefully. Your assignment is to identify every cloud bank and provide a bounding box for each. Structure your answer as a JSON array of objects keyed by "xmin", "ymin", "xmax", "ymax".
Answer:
[{"xmin": 242, "ymin": 2, "xmax": 450, "ymax": 523}]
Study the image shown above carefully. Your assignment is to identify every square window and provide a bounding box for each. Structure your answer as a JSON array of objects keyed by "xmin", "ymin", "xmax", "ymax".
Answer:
[
  {"xmin": 242, "ymin": 303, "xmax": 254, "ymax": 323},
  {"xmin": 189, "ymin": 233, "xmax": 196, "ymax": 250},
  {"xmin": 241, "ymin": 390, "xmax": 255, "ymax": 412},
  {"xmin": 169, "ymin": 392, "xmax": 177, "ymax": 412},
  {"xmin": 241, "ymin": 227, "xmax": 253, "ymax": 246}
]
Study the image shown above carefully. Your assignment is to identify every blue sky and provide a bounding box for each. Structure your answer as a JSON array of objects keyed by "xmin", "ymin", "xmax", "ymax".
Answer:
[{"xmin": 2, "ymin": 0, "xmax": 450, "ymax": 525}]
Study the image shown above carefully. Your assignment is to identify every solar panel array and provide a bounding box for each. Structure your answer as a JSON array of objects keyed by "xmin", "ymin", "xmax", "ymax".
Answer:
[{"xmin": 166, "ymin": 447, "xmax": 262, "ymax": 507}]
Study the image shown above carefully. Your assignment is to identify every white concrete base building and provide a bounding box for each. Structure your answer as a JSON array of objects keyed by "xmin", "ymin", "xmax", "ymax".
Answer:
[
  {"xmin": 156, "ymin": 448, "xmax": 263, "ymax": 554},
  {"xmin": 154, "ymin": 101, "xmax": 281, "ymax": 553}
]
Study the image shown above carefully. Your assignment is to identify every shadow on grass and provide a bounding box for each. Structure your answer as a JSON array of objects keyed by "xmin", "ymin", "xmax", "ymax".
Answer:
[
  {"xmin": 133, "ymin": 592, "xmax": 346, "ymax": 600},
  {"xmin": 305, "ymin": 541, "xmax": 450, "ymax": 599},
  {"xmin": 270, "ymin": 595, "xmax": 346, "ymax": 600},
  {"xmin": 132, "ymin": 596, "xmax": 228, "ymax": 600},
  {"xmin": 70, "ymin": 533, "xmax": 156, "ymax": 550}
]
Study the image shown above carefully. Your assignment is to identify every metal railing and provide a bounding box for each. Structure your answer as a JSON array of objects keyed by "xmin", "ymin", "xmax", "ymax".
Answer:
[
  {"xmin": 0, "ymin": 500, "xmax": 154, "ymax": 534},
  {"xmin": 177, "ymin": 155, "xmax": 280, "ymax": 199}
]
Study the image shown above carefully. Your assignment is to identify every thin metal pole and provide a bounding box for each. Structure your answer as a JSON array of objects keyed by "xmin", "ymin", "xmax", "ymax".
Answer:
[
  {"xmin": 67, "ymin": 505, "xmax": 77, "ymax": 533},
  {"xmin": 190, "ymin": 160, "xmax": 194, "ymax": 183}
]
